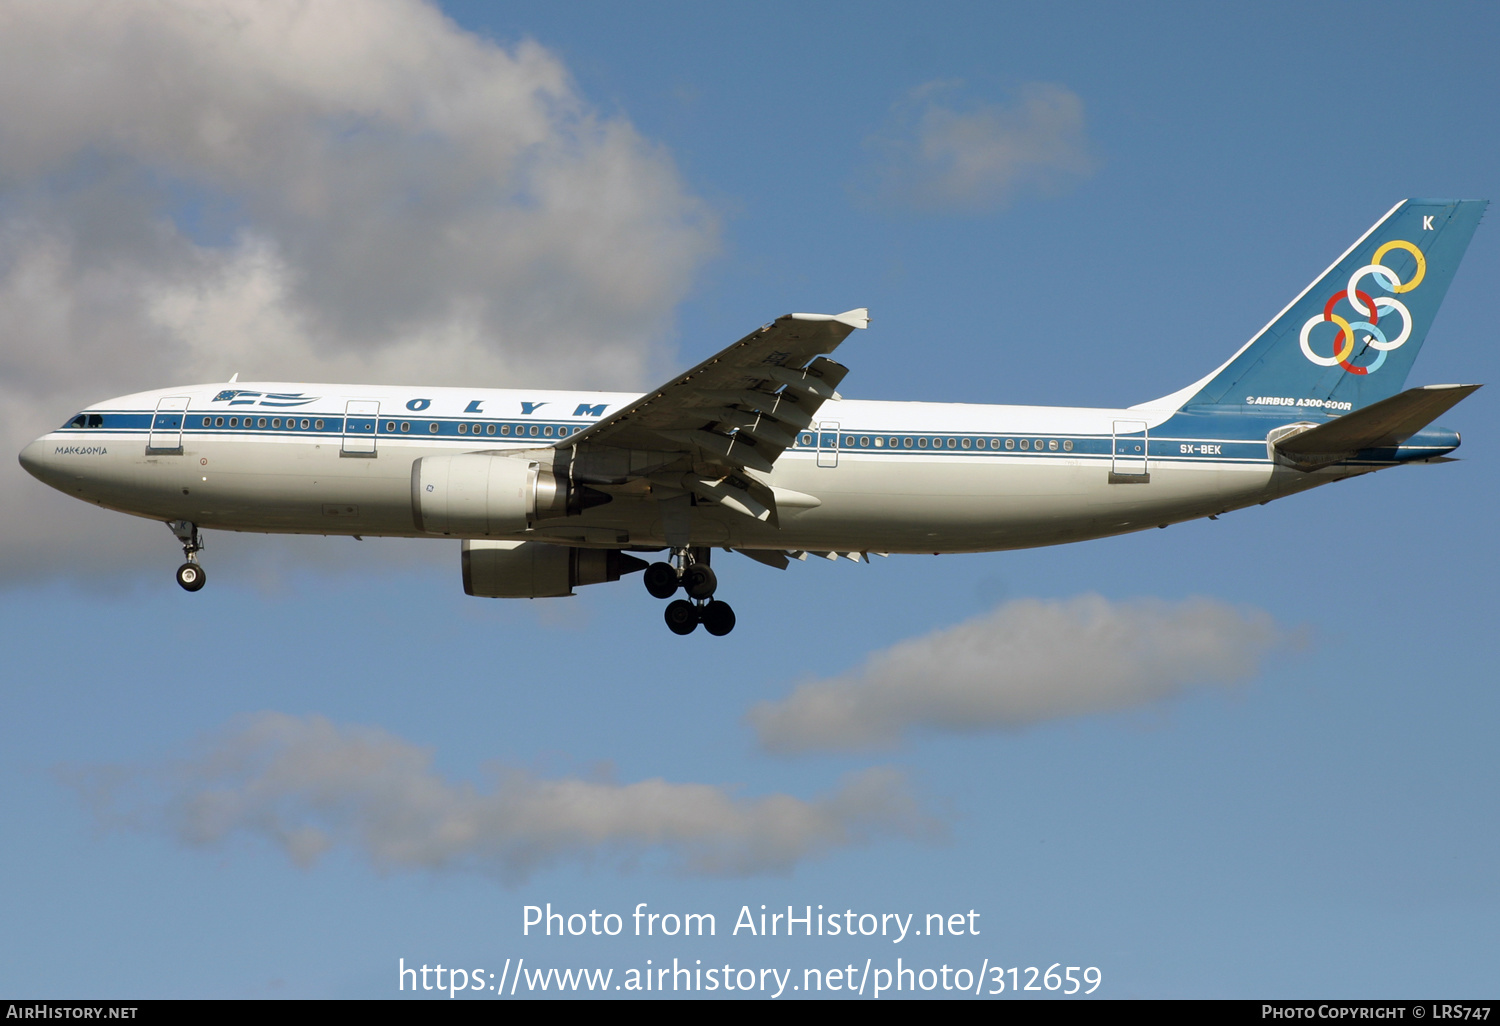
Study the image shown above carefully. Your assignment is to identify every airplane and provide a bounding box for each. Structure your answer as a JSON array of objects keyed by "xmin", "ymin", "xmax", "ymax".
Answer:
[{"xmin": 18, "ymin": 199, "xmax": 1486, "ymax": 636}]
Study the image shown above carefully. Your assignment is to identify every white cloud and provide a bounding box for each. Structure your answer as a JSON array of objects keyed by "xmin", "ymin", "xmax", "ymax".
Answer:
[
  {"xmin": 0, "ymin": 0, "xmax": 716, "ymax": 582},
  {"xmin": 71, "ymin": 713, "xmax": 934, "ymax": 883},
  {"xmin": 750, "ymin": 595, "xmax": 1296, "ymax": 753},
  {"xmin": 860, "ymin": 81, "xmax": 1094, "ymax": 212}
]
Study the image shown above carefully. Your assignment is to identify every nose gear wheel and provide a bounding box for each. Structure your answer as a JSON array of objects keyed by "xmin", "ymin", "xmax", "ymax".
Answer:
[
  {"xmin": 167, "ymin": 520, "xmax": 207, "ymax": 592},
  {"xmin": 176, "ymin": 562, "xmax": 206, "ymax": 592}
]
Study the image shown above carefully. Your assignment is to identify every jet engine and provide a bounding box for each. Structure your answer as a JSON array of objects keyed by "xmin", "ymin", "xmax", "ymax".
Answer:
[
  {"xmin": 411, "ymin": 453, "xmax": 609, "ymax": 536},
  {"xmin": 462, "ymin": 539, "xmax": 647, "ymax": 598}
]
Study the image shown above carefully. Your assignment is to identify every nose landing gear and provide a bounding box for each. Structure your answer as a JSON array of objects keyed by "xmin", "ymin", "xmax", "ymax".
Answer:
[
  {"xmin": 168, "ymin": 520, "xmax": 206, "ymax": 592},
  {"xmin": 646, "ymin": 548, "xmax": 735, "ymax": 635}
]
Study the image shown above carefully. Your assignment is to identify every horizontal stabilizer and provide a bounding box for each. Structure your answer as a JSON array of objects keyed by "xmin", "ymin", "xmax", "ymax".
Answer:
[{"xmin": 1275, "ymin": 383, "xmax": 1480, "ymax": 464}]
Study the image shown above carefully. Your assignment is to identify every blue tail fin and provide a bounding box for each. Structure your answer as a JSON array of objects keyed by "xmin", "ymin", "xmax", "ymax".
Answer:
[{"xmin": 1174, "ymin": 199, "xmax": 1486, "ymax": 411}]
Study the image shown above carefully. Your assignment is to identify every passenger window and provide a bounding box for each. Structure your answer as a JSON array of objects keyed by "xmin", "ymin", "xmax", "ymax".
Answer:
[
  {"xmin": 429, "ymin": 422, "xmax": 438, "ymax": 433},
  {"xmin": 859, "ymin": 436, "xmax": 869, "ymax": 447},
  {"xmin": 558, "ymin": 427, "xmax": 568, "ymax": 437},
  {"xmin": 473, "ymin": 423, "xmax": 483, "ymax": 434},
  {"xmin": 200, "ymin": 417, "xmax": 211, "ymax": 427},
  {"xmin": 544, "ymin": 426, "xmax": 554, "ymax": 436},
  {"xmin": 918, "ymin": 437, "xmax": 928, "ymax": 448},
  {"xmin": 302, "ymin": 419, "xmax": 311, "ymax": 430},
  {"xmin": 874, "ymin": 437, "xmax": 884, "ymax": 447},
  {"xmin": 989, "ymin": 438, "xmax": 1000, "ymax": 449},
  {"xmin": 1020, "ymin": 439, "xmax": 1029, "ymax": 450},
  {"xmin": 400, "ymin": 422, "xmax": 409, "ymax": 432},
  {"xmin": 486, "ymin": 424, "xmax": 496, "ymax": 435},
  {"xmin": 529, "ymin": 425, "xmax": 539, "ymax": 437},
  {"xmin": 501, "ymin": 424, "xmax": 511, "ymax": 435},
  {"xmin": 1063, "ymin": 439, "xmax": 1074, "ymax": 452},
  {"xmin": 1034, "ymin": 439, "xmax": 1043, "ymax": 450},
  {"xmin": 258, "ymin": 418, "xmax": 267, "ymax": 428},
  {"xmin": 458, "ymin": 424, "xmax": 468, "ymax": 434},
  {"xmin": 961, "ymin": 438, "xmax": 971, "ymax": 449},
  {"xmin": 801, "ymin": 434, "xmax": 812, "ymax": 445},
  {"xmin": 215, "ymin": 417, "xmax": 225, "ymax": 427},
  {"xmin": 903, "ymin": 437, "xmax": 913, "ymax": 448},
  {"xmin": 272, "ymin": 418, "xmax": 281, "ymax": 428},
  {"xmin": 1049, "ymin": 439, "xmax": 1058, "ymax": 451},
  {"xmin": 315, "ymin": 419, "xmax": 324, "ymax": 430}
]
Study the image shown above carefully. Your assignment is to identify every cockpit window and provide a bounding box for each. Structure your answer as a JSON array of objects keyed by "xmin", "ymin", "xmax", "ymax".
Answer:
[
  {"xmin": 88, "ymin": 414, "xmax": 103, "ymax": 428},
  {"xmin": 67, "ymin": 414, "xmax": 86, "ymax": 428}
]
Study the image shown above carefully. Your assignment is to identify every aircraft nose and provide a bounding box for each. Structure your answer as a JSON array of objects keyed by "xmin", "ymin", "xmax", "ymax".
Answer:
[{"xmin": 18, "ymin": 437, "xmax": 57, "ymax": 484}]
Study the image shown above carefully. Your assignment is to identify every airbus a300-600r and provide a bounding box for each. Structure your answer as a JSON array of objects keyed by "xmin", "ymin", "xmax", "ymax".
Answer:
[{"xmin": 19, "ymin": 200, "xmax": 1486, "ymax": 635}]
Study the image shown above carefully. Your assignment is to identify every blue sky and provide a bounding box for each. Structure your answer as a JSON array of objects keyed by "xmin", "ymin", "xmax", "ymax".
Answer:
[{"xmin": 1, "ymin": 0, "xmax": 1497, "ymax": 999}]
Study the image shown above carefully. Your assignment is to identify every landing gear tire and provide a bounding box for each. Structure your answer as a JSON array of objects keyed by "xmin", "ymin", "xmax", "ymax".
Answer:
[
  {"xmin": 682, "ymin": 563, "xmax": 717, "ymax": 600},
  {"xmin": 665, "ymin": 599, "xmax": 699, "ymax": 635},
  {"xmin": 176, "ymin": 562, "xmax": 206, "ymax": 592},
  {"xmin": 700, "ymin": 599, "xmax": 735, "ymax": 637},
  {"xmin": 643, "ymin": 561, "xmax": 679, "ymax": 599}
]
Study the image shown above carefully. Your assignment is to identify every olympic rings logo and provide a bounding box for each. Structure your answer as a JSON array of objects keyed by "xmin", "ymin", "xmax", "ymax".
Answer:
[{"xmin": 1299, "ymin": 239, "xmax": 1426, "ymax": 375}]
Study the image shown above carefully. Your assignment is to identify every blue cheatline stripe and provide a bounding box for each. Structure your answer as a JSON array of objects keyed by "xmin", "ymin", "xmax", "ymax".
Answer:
[
  {"xmin": 57, "ymin": 418, "xmax": 1282, "ymax": 463},
  {"xmin": 58, "ymin": 412, "xmax": 600, "ymax": 441},
  {"xmin": 80, "ymin": 408, "xmax": 1444, "ymax": 467}
]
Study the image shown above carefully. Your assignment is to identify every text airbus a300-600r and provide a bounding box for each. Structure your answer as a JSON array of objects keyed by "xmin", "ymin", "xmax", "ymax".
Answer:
[{"xmin": 19, "ymin": 200, "xmax": 1485, "ymax": 635}]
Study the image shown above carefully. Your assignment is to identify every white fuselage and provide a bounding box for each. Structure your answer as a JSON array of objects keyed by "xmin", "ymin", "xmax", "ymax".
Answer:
[{"xmin": 19, "ymin": 381, "xmax": 1357, "ymax": 555}]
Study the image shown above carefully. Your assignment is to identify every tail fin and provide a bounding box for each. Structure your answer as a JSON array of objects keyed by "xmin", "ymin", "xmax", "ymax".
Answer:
[{"xmin": 1157, "ymin": 199, "xmax": 1487, "ymax": 412}]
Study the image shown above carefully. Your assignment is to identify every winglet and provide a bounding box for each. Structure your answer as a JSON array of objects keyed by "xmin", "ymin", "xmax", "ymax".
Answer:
[{"xmin": 789, "ymin": 308, "xmax": 869, "ymax": 330}]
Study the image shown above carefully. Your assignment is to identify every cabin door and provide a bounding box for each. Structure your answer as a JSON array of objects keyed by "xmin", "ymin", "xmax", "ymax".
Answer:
[
  {"xmin": 1111, "ymin": 420, "xmax": 1148, "ymax": 477},
  {"xmin": 147, "ymin": 396, "xmax": 190, "ymax": 455},
  {"xmin": 342, "ymin": 400, "xmax": 379, "ymax": 457},
  {"xmin": 817, "ymin": 421, "xmax": 840, "ymax": 468}
]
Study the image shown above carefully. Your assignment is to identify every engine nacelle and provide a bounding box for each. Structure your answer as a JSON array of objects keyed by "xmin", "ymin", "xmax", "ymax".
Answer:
[
  {"xmin": 411, "ymin": 453, "xmax": 580, "ymax": 536},
  {"xmin": 462, "ymin": 539, "xmax": 648, "ymax": 598}
]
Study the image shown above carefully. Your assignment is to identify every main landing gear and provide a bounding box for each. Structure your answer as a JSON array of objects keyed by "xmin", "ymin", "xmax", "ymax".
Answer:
[
  {"xmin": 644, "ymin": 548, "xmax": 735, "ymax": 636},
  {"xmin": 168, "ymin": 520, "xmax": 206, "ymax": 592}
]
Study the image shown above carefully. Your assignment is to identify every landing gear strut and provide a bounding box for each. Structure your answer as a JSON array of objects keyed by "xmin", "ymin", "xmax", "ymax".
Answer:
[
  {"xmin": 168, "ymin": 520, "xmax": 206, "ymax": 592},
  {"xmin": 645, "ymin": 547, "xmax": 734, "ymax": 635}
]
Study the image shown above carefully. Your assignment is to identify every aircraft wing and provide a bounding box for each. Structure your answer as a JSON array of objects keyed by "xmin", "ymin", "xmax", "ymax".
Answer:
[{"xmin": 557, "ymin": 309, "xmax": 866, "ymax": 522}]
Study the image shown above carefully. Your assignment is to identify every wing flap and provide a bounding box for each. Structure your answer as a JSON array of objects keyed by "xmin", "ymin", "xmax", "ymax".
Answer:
[{"xmin": 558, "ymin": 310, "xmax": 866, "ymax": 511}]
